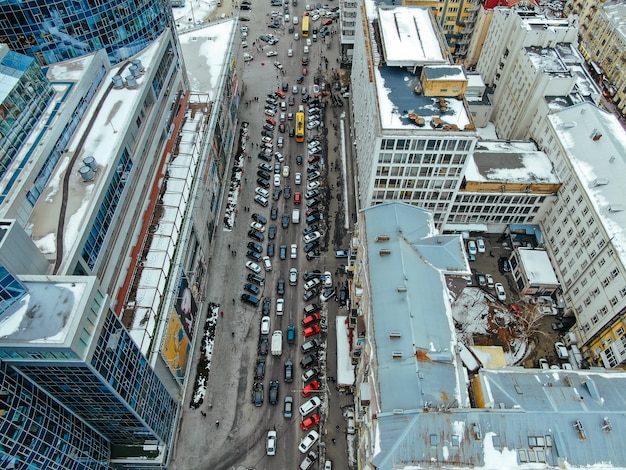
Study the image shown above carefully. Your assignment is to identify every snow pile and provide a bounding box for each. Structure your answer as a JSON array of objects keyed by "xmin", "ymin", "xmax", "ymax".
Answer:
[
  {"xmin": 189, "ymin": 302, "xmax": 218, "ymax": 408},
  {"xmin": 223, "ymin": 123, "xmax": 249, "ymax": 231}
]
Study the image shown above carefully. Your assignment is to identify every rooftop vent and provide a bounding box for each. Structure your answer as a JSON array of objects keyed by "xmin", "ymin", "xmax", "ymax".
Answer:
[
  {"xmin": 129, "ymin": 64, "xmax": 141, "ymax": 78},
  {"xmin": 379, "ymin": 249, "xmax": 391, "ymax": 256},
  {"xmin": 83, "ymin": 156, "xmax": 98, "ymax": 171},
  {"xmin": 392, "ymin": 351, "xmax": 403, "ymax": 358},
  {"xmin": 389, "ymin": 332, "xmax": 402, "ymax": 339},
  {"xmin": 591, "ymin": 178, "xmax": 609, "ymax": 187},
  {"xmin": 609, "ymin": 156, "xmax": 616, "ymax": 163},
  {"xmin": 602, "ymin": 417, "xmax": 612, "ymax": 432},
  {"xmin": 112, "ymin": 74, "xmax": 124, "ymax": 88},
  {"xmin": 591, "ymin": 129, "xmax": 602, "ymax": 141},
  {"xmin": 574, "ymin": 420, "xmax": 586, "ymax": 439},
  {"xmin": 397, "ymin": 285, "xmax": 407, "ymax": 292},
  {"xmin": 375, "ymin": 235, "xmax": 390, "ymax": 242},
  {"xmin": 79, "ymin": 165, "xmax": 94, "ymax": 182},
  {"xmin": 132, "ymin": 59, "xmax": 144, "ymax": 72},
  {"xmin": 125, "ymin": 75, "xmax": 138, "ymax": 88}
]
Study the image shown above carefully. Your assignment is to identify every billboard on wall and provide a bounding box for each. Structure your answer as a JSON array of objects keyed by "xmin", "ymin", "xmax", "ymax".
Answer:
[
  {"xmin": 162, "ymin": 312, "xmax": 191, "ymax": 380},
  {"xmin": 175, "ymin": 270, "xmax": 198, "ymax": 340}
]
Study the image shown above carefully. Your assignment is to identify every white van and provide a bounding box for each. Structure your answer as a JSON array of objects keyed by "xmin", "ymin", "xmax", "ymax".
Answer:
[
  {"xmin": 263, "ymin": 256, "xmax": 272, "ymax": 271},
  {"xmin": 294, "ymin": 33, "xmax": 299, "ymax": 40},
  {"xmin": 304, "ymin": 45, "xmax": 309, "ymax": 54},
  {"xmin": 293, "ymin": 16, "xmax": 299, "ymax": 24}
]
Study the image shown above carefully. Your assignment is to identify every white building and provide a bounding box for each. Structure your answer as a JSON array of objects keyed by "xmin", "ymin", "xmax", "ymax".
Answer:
[
  {"xmin": 537, "ymin": 102, "xmax": 626, "ymax": 366},
  {"xmin": 339, "ymin": 0, "xmax": 357, "ymax": 64},
  {"xmin": 476, "ymin": 8, "xmax": 600, "ymax": 140}
]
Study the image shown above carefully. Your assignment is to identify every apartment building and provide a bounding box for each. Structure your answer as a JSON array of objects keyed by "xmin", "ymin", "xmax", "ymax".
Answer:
[
  {"xmin": 400, "ymin": 0, "xmax": 480, "ymax": 58},
  {"xmin": 475, "ymin": 8, "xmax": 600, "ymax": 140},
  {"xmin": 339, "ymin": 0, "xmax": 358, "ymax": 65},
  {"xmin": 536, "ymin": 102, "xmax": 626, "ymax": 368},
  {"xmin": 566, "ymin": 0, "xmax": 626, "ymax": 117}
]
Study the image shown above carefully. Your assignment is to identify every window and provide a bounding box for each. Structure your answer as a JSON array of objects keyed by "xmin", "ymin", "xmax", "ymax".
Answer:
[
  {"xmin": 610, "ymin": 296, "xmax": 619, "ymax": 306},
  {"xmin": 617, "ymin": 327, "xmax": 624, "ymax": 337}
]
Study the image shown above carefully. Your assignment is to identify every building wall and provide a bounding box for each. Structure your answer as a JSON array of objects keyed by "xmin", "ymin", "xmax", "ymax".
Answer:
[
  {"xmin": 464, "ymin": 5, "xmax": 495, "ymax": 69},
  {"xmin": 340, "ymin": 0, "xmax": 358, "ymax": 63},
  {"xmin": 0, "ymin": 46, "xmax": 55, "ymax": 181},
  {"xmin": 0, "ymin": 361, "xmax": 110, "ymax": 470},
  {"xmin": 0, "ymin": 0, "xmax": 177, "ymax": 66}
]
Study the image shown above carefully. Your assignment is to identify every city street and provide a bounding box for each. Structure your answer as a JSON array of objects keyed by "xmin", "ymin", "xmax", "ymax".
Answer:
[{"xmin": 171, "ymin": 1, "xmax": 357, "ymax": 469}]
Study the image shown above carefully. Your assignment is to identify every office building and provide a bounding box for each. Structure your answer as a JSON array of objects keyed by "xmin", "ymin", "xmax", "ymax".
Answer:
[{"xmin": 0, "ymin": 0, "xmax": 177, "ymax": 65}]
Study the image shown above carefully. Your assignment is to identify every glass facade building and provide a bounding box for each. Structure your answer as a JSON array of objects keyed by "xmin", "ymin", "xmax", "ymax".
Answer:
[
  {"xmin": 0, "ymin": 47, "xmax": 54, "ymax": 180},
  {"xmin": 0, "ymin": 0, "xmax": 176, "ymax": 65}
]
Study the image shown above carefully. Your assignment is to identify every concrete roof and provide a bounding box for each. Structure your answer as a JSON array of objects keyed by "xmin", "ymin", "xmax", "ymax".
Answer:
[
  {"xmin": 363, "ymin": 202, "xmax": 468, "ymax": 413},
  {"xmin": 517, "ymin": 248, "xmax": 558, "ymax": 285}
]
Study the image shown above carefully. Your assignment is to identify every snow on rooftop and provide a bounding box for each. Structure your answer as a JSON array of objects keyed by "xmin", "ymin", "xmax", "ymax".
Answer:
[
  {"xmin": 45, "ymin": 52, "xmax": 96, "ymax": 81},
  {"xmin": 517, "ymin": 248, "xmax": 558, "ymax": 285},
  {"xmin": 465, "ymin": 141, "xmax": 558, "ymax": 184},
  {"xmin": 27, "ymin": 34, "xmax": 166, "ymax": 268},
  {"xmin": 178, "ymin": 19, "xmax": 236, "ymax": 93},
  {"xmin": 0, "ymin": 280, "xmax": 86, "ymax": 345},
  {"xmin": 377, "ymin": 6, "xmax": 446, "ymax": 66},
  {"xmin": 335, "ymin": 316, "xmax": 355, "ymax": 386},
  {"xmin": 549, "ymin": 103, "xmax": 626, "ymax": 263}
]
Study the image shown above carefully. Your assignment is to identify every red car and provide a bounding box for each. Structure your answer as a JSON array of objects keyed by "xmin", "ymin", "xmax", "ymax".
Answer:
[
  {"xmin": 303, "ymin": 325, "xmax": 321, "ymax": 337},
  {"xmin": 302, "ymin": 381, "xmax": 320, "ymax": 397},
  {"xmin": 322, "ymin": 18, "xmax": 333, "ymax": 26},
  {"xmin": 302, "ymin": 313, "xmax": 321, "ymax": 326},
  {"xmin": 265, "ymin": 117, "xmax": 276, "ymax": 126},
  {"xmin": 275, "ymin": 90, "xmax": 286, "ymax": 99},
  {"xmin": 308, "ymin": 154, "xmax": 320, "ymax": 163},
  {"xmin": 300, "ymin": 413, "xmax": 320, "ymax": 430}
]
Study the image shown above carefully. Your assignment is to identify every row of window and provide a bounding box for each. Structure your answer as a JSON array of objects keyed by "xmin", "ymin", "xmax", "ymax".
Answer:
[
  {"xmin": 379, "ymin": 137, "xmax": 473, "ymax": 152},
  {"xmin": 377, "ymin": 152, "xmax": 466, "ymax": 165}
]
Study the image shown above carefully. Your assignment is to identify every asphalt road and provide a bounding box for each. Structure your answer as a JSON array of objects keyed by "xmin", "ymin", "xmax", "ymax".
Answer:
[{"xmin": 171, "ymin": 1, "xmax": 355, "ymax": 469}]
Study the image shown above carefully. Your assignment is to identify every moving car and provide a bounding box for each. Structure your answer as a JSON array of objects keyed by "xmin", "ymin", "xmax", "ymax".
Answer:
[
  {"xmin": 289, "ymin": 267, "xmax": 298, "ymax": 285},
  {"xmin": 276, "ymin": 298, "xmax": 284, "ymax": 315},
  {"xmin": 284, "ymin": 396, "xmax": 293, "ymax": 418},
  {"xmin": 284, "ymin": 360, "xmax": 294, "ymax": 383},
  {"xmin": 256, "ymin": 358, "xmax": 266, "ymax": 380},
  {"xmin": 261, "ymin": 316, "xmax": 271, "ymax": 335},
  {"xmin": 291, "ymin": 243, "xmax": 298, "ymax": 259},
  {"xmin": 277, "ymin": 277, "xmax": 285, "ymax": 295},
  {"xmin": 266, "ymin": 430, "xmax": 277, "ymax": 456}
]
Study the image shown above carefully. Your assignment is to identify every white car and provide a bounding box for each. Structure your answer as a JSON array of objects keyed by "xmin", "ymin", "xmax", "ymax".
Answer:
[
  {"xmin": 554, "ymin": 341, "xmax": 569, "ymax": 359},
  {"xmin": 295, "ymin": 172, "xmax": 302, "ymax": 185},
  {"xmin": 320, "ymin": 288, "xmax": 335, "ymax": 302},
  {"xmin": 266, "ymin": 50, "xmax": 278, "ymax": 57},
  {"xmin": 324, "ymin": 460, "xmax": 332, "ymax": 470},
  {"xmin": 250, "ymin": 221, "xmax": 266, "ymax": 232},
  {"xmin": 288, "ymin": 48, "xmax": 293, "ymax": 57},
  {"xmin": 277, "ymin": 136, "xmax": 284, "ymax": 148},
  {"xmin": 283, "ymin": 165, "xmax": 290, "ymax": 177},
  {"xmin": 306, "ymin": 38, "xmax": 312, "ymax": 46},
  {"xmin": 467, "ymin": 240, "xmax": 477, "ymax": 255},
  {"xmin": 291, "ymin": 243, "xmax": 297, "ymax": 259},
  {"xmin": 306, "ymin": 120, "xmax": 320, "ymax": 130},
  {"xmin": 322, "ymin": 271, "xmax": 332, "ymax": 287},
  {"xmin": 290, "ymin": 267, "xmax": 298, "ymax": 285},
  {"xmin": 311, "ymin": 14, "xmax": 320, "ymax": 21},
  {"xmin": 485, "ymin": 274, "xmax": 494, "ymax": 289},
  {"xmin": 477, "ymin": 238, "xmax": 486, "ymax": 253},
  {"xmin": 276, "ymin": 298, "xmax": 284, "ymax": 315},
  {"xmin": 304, "ymin": 278, "xmax": 321, "ymax": 291},
  {"xmin": 298, "ymin": 430, "xmax": 320, "ymax": 453},
  {"xmin": 307, "ymin": 180, "xmax": 320, "ymax": 190},
  {"xmin": 243, "ymin": 53, "xmax": 254, "ymax": 62},
  {"xmin": 255, "ymin": 187, "xmax": 269, "ymax": 199},
  {"xmin": 308, "ymin": 171, "xmax": 321, "ymax": 181},
  {"xmin": 274, "ymin": 61, "xmax": 284, "ymax": 71},
  {"xmin": 263, "ymin": 256, "xmax": 272, "ymax": 271},
  {"xmin": 266, "ymin": 430, "xmax": 277, "ymax": 456},
  {"xmin": 274, "ymin": 151, "xmax": 284, "ymax": 162},
  {"xmin": 304, "ymin": 231, "xmax": 321, "ymax": 243},
  {"xmin": 495, "ymin": 283, "xmax": 506, "ymax": 301},
  {"xmin": 299, "ymin": 396, "xmax": 322, "ymax": 416},
  {"xmin": 261, "ymin": 316, "xmax": 271, "ymax": 335},
  {"xmin": 262, "ymin": 136, "xmax": 273, "ymax": 144},
  {"xmin": 274, "ymin": 174, "xmax": 281, "ymax": 187},
  {"xmin": 246, "ymin": 261, "xmax": 262, "ymax": 273}
]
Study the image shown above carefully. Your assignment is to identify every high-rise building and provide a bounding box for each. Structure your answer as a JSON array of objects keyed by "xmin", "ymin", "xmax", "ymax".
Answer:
[
  {"xmin": 0, "ymin": 273, "xmax": 178, "ymax": 468},
  {"xmin": 0, "ymin": 0, "xmax": 177, "ymax": 65}
]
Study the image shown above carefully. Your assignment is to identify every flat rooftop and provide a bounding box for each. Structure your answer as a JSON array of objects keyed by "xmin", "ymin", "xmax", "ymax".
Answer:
[
  {"xmin": 377, "ymin": 6, "xmax": 447, "ymax": 66},
  {"xmin": 0, "ymin": 278, "xmax": 89, "ymax": 348},
  {"xmin": 465, "ymin": 141, "xmax": 559, "ymax": 184},
  {"xmin": 375, "ymin": 65, "xmax": 472, "ymax": 131},
  {"xmin": 517, "ymin": 247, "xmax": 558, "ymax": 285}
]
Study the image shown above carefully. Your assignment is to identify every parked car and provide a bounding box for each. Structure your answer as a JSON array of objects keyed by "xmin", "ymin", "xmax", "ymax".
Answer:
[
  {"xmin": 290, "ymin": 267, "xmax": 298, "ymax": 285},
  {"xmin": 241, "ymin": 293, "xmax": 260, "ymax": 306},
  {"xmin": 245, "ymin": 261, "xmax": 262, "ymax": 273},
  {"xmin": 301, "ymin": 368, "xmax": 318, "ymax": 383},
  {"xmin": 256, "ymin": 358, "xmax": 266, "ymax": 380},
  {"xmin": 291, "ymin": 243, "xmax": 298, "ymax": 259},
  {"xmin": 303, "ymin": 325, "xmax": 321, "ymax": 337},
  {"xmin": 260, "ymin": 316, "xmax": 271, "ymax": 335},
  {"xmin": 259, "ymin": 335, "xmax": 269, "ymax": 355},
  {"xmin": 554, "ymin": 341, "xmax": 569, "ymax": 359},
  {"xmin": 495, "ymin": 283, "xmax": 506, "ymax": 301},
  {"xmin": 284, "ymin": 360, "xmax": 294, "ymax": 383},
  {"xmin": 269, "ymin": 380, "xmax": 279, "ymax": 405},
  {"xmin": 320, "ymin": 288, "xmax": 335, "ymax": 302},
  {"xmin": 253, "ymin": 382, "xmax": 264, "ymax": 406},
  {"xmin": 302, "ymin": 380, "xmax": 320, "ymax": 396},
  {"xmin": 300, "ymin": 414, "xmax": 320, "ymax": 431},
  {"xmin": 299, "ymin": 430, "xmax": 320, "ymax": 453},
  {"xmin": 266, "ymin": 430, "xmax": 277, "ymax": 456},
  {"xmin": 244, "ymin": 283, "xmax": 260, "ymax": 295},
  {"xmin": 467, "ymin": 240, "xmax": 477, "ymax": 255},
  {"xmin": 301, "ymin": 338, "xmax": 320, "ymax": 353},
  {"xmin": 477, "ymin": 238, "xmax": 486, "ymax": 253},
  {"xmin": 277, "ymin": 277, "xmax": 285, "ymax": 295},
  {"xmin": 300, "ymin": 353, "xmax": 318, "ymax": 368}
]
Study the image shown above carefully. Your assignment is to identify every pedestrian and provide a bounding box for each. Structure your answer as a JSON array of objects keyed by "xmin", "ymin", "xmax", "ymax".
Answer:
[
  {"xmin": 336, "ymin": 425, "xmax": 340, "ymax": 431},
  {"xmin": 201, "ymin": 411, "xmax": 207, "ymax": 417},
  {"xmin": 231, "ymin": 331, "xmax": 235, "ymax": 338},
  {"xmin": 216, "ymin": 420, "xmax": 220, "ymax": 428},
  {"xmin": 220, "ymin": 311, "xmax": 224, "ymax": 317},
  {"xmin": 232, "ymin": 298, "xmax": 235, "ymax": 304},
  {"xmin": 332, "ymin": 438, "xmax": 336, "ymax": 444},
  {"xmin": 228, "ymin": 244, "xmax": 231, "ymax": 249}
]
